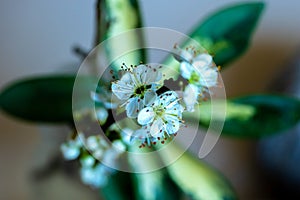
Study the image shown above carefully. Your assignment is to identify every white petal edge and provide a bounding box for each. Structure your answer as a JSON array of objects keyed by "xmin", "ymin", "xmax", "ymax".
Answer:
[{"xmin": 137, "ymin": 107, "xmax": 155, "ymax": 125}]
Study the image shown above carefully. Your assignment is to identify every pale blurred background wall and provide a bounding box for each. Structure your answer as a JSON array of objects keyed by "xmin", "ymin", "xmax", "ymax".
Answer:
[{"xmin": 0, "ymin": 0, "xmax": 300, "ymax": 199}]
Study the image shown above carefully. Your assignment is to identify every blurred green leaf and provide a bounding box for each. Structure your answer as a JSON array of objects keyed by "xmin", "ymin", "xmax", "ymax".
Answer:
[
  {"xmin": 0, "ymin": 75, "xmax": 94, "ymax": 123},
  {"xmin": 100, "ymin": 165, "xmax": 182, "ymax": 200},
  {"xmin": 132, "ymin": 170, "xmax": 183, "ymax": 200},
  {"xmin": 159, "ymin": 143, "xmax": 237, "ymax": 200},
  {"xmin": 100, "ymin": 171, "xmax": 135, "ymax": 200},
  {"xmin": 162, "ymin": 2, "xmax": 265, "ymax": 77},
  {"xmin": 128, "ymin": 146, "xmax": 183, "ymax": 200},
  {"xmin": 98, "ymin": 0, "xmax": 145, "ymax": 69},
  {"xmin": 186, "ymin": 95, "xmax": 300, "ymax": 138},
  {"xmin": 194, "ymin": 2, "xmax": 265, "ymax": 67}
]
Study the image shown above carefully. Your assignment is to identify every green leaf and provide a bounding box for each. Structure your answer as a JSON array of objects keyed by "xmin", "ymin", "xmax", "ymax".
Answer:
[
  {"xmin": 162, "ymin": 2, "xmax": 265, "ymax": 78},
  {"xmin": 194, "ymin": 2, "xmax": 265, "ymax": 67},
  {"xmin": 100, "ymin": 167, "xmax": 181, "ymax": 200},
  {"xmin": 128, "ymin": 146, "xmax": 183, "ymax": 200},
  {"xmin": 186, "ymin": 95, "xmax": 300, "ymax": 138},
  {"xmin": 97, "ymin": 0, "xmax": 146, "ymax": 69},
  {"xmin": 159, "ymin": 143, "xmax": 237, "ymax": 200},
  {"xmin": 0, "ymin": 75, "xmax": 94, "ymax": 123},
  {"xmin": 100, "ymin": 171, "xmax": 135, "ymax": 200},
  {"xmin": 132, "ymin": 169, "xmax": 183, "ymax": 200}
]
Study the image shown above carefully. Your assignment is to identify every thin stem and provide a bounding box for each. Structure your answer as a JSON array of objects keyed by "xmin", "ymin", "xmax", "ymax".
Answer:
[{"xmin": 94, "ymin": 0, "xmax": 101, "ymax": 46}]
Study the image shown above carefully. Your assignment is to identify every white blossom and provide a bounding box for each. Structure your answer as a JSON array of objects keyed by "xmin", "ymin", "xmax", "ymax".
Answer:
[
  {"xmin": 80, "ymin": 155, "xmax": 96, "ymax": 168},
  {"xmin": 174, "ymin": 46, "xmax": 219, "ymax": 111},
  {"xmin": 60, "ymin": 133, "xmax": 84, "ymax": 160},
  {"xmin": 80, "ymin": 163, "xmax": 110, "ymax": 188},
  {"xmin": 183, "ymin": 84, "xmax": 200, "ymax": 112},
  {"xmin": 133, "ymin": 91, "xmax": 184, "ymax": 147},
  {"xmin": 111, "ymin": 64, "xmax": 162, "ymax": 118}
]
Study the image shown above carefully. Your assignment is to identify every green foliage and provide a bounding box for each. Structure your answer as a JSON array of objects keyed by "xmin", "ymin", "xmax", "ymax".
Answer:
[
  {"xmin": 186, "ymin": 95, "xmax": 300, "ymax": 138},
  {"xmin": 132, "ymin": 170, "xmax": 183, "ymax": 200},
  {"xmin": 163, "ymin": 2, "xmax": 265, "ymax": 76},
  {"xmin": 127, "ymin": 146, "xmax": 183, "ymax": 200},
  {"xmin": 100, "ymin": 168, "xmax": 182, "ymax": 200},
  {"xmin": 159, "ymin": 143, "xmax": 237, "ymax": 200},
  {"xmin": 99, "ymin": 0, "xmax": 146, "ymax": 70},
  {"xmin": 100, "ymin": 171, "xmax": 135, "ymax": 200},
  {"xmin": 194, "ymin": 2, "xmax": 265, "ymax": 66},
  {"xmin": 0, "ymin": 75, "xmax": 93, "ymax": 123}
]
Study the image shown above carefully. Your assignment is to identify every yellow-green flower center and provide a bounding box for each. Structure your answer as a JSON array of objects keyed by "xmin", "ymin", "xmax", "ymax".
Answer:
[
  {"xmin": 189, "ymin": 71, "xmax": 200, "ymax": 84},
  {"xmin": 154, "ymin": 105, "xmax": 165, "ymax": 118}
]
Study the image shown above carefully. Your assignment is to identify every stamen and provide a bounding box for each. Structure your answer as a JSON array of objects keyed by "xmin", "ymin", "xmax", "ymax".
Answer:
[{"xmin": 122, "ymin": 63, "xmax": 130, "ymax": 71}]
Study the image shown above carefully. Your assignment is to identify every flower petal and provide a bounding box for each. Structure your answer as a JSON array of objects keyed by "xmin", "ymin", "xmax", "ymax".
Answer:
[
  {"xmin": 96, "ymin": 107, "xmax": 108, "ymax": 125},
  {"xmin": 61, "ymin": 143, "xmax": 80, "ymax": 160},
  {"xmin": 111, "ymin": 81, "xmax": 133, "ymax": 100},
  {"xmin": 120, "ymin": 128, "xmax": 134, "ymax": 145},
  {"xmin": 131, "ymin": 128, "xmax": 148, "ymax": 143},
  {"xmin": 143, "ymin": 90, "xmax": 157, "ymax": 106},
  {"xmin": 180, "ymin": 62, "xmax": 193, "ymax": 79},
  {"xmin": 183, "ymin": 84, "xmax": 199, "ymax": 112},
  {"xmin": 126, "ymin": 97, "xmax": 142, "ymax": 118},
  {"xmin": 80, "ymin": 155, "xmax": 96, "ymax": 168},
  {"xmin": 199, "ymin": 69, "xmax": 218, "ymax": 88},
  {"xmin": 134, "ymin": 64, "xmax": 147, "ymax": 83},
  {"xmin": 160, "ymin": 91, "xmax": 178, "ymax": 108},
  {"xmin": 86, "ymin": 136, "xmax": 100, "ymax": 151},
  {"xmin": 112, "ymin": 140, "xmax": 126, "ymax": 152},
  {"xmin": 144, "ymin": 68, "xmax": 162, "ymax": 84},
  {"xmin": 137, "ymin": 107, "xmax": 155, "ymax": 125},
  {"xmin": 173, "ymin": 46, "xmax": 194, "ymax": 63},
  {"xmin": 150, "ymin": 118, "xmax": 165, "ymax": 138},
  {"xmin": 192, "ymin": 53, "xmax": 212, "ymax": 69},
  {"xmin": 166, "ymin": 118, "xmax": 180, "ymax": 134}
]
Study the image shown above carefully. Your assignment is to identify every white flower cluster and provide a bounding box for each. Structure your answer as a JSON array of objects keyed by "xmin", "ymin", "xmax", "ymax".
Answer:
[
  {"xmin": 61, "ymin": 44, "xmax": 219, "ymax": 189},
  {"xmin": 135, "ymin": 91, "xmax": 183, "ymax": 146},
  {"xmin": 112, "ymin": 64, "xmax": 184, "ymax": 147},
  {"xmin": 174, "ymin": 45, "xmax": 219, "ymax": 112},
  {"xmin": 111, "ymin": 46, "xmax": 219, "ymax": 147},
  {"xmin": 61, "ymin": 133, "xmax": 125, "ymax": 188}
]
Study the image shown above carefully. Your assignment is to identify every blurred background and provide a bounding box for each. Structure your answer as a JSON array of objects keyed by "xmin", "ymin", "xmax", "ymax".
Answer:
[{"xmin": 0, "ymin": 0, "xmax": 300, "ymax": 199}]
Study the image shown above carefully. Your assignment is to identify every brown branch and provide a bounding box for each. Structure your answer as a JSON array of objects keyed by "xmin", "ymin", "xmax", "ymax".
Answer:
[{"xmin": 94, "ymin": 0, "xmax": 103, "ymax": 46}]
